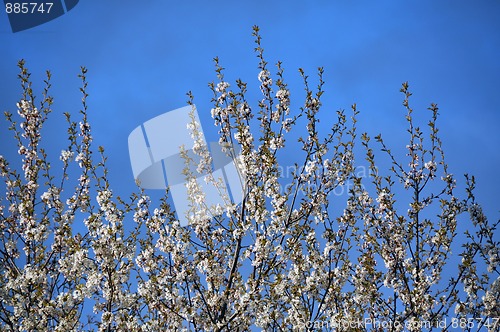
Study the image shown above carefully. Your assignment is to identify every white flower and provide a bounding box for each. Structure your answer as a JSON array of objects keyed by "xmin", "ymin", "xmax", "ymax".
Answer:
[
  {"xmin": 269, "ymin": 136, "xmax": 283, "ymax": 150},
  {"xmin": 216, "ymin": 81, "xmax": 230, "ymax": 92},
  {"xmin": 40, "ymin": 190, "xmax": 53, "ymax": 206},
  {"xmin": 282, "ymin": 118, "xmax": 293, "ymax": 132},
  {"xmin": 211, "ymin": 107, "xmax": 221, "ymax": 119},
  {"xmin": 305, "ymin": 160, "xmax": 317, "ymax": 174},
  {"xmin": 60, "ymin": 150, "xmax": 74, "ymax": 162},
  {"xmin": 258, "ymin": 70, "xmax": 268, "ymax": 82},
  {"xmin": 276, "ymin": 89, "xmax": 290, "ymax": 102},
  {"xmin": 424, "ymin": 160, "xmax": 436, "ymax": 171}
]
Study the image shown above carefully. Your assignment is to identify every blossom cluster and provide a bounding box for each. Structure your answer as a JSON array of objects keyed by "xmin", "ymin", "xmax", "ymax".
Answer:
[{"xmin": 1, "ymin": 35, "xmax": 498, "ymax": 332}]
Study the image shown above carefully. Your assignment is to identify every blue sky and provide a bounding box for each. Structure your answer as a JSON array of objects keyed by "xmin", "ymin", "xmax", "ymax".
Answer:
[{"xmin": 1, "ymin": 0, "xmax": 499, "ymax": 220}]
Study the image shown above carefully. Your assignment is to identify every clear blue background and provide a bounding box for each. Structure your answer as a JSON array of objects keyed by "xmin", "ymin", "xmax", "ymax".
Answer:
[{"xmin": 1, "ymin": 1, "xmax": 499, "ymax": 220}]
